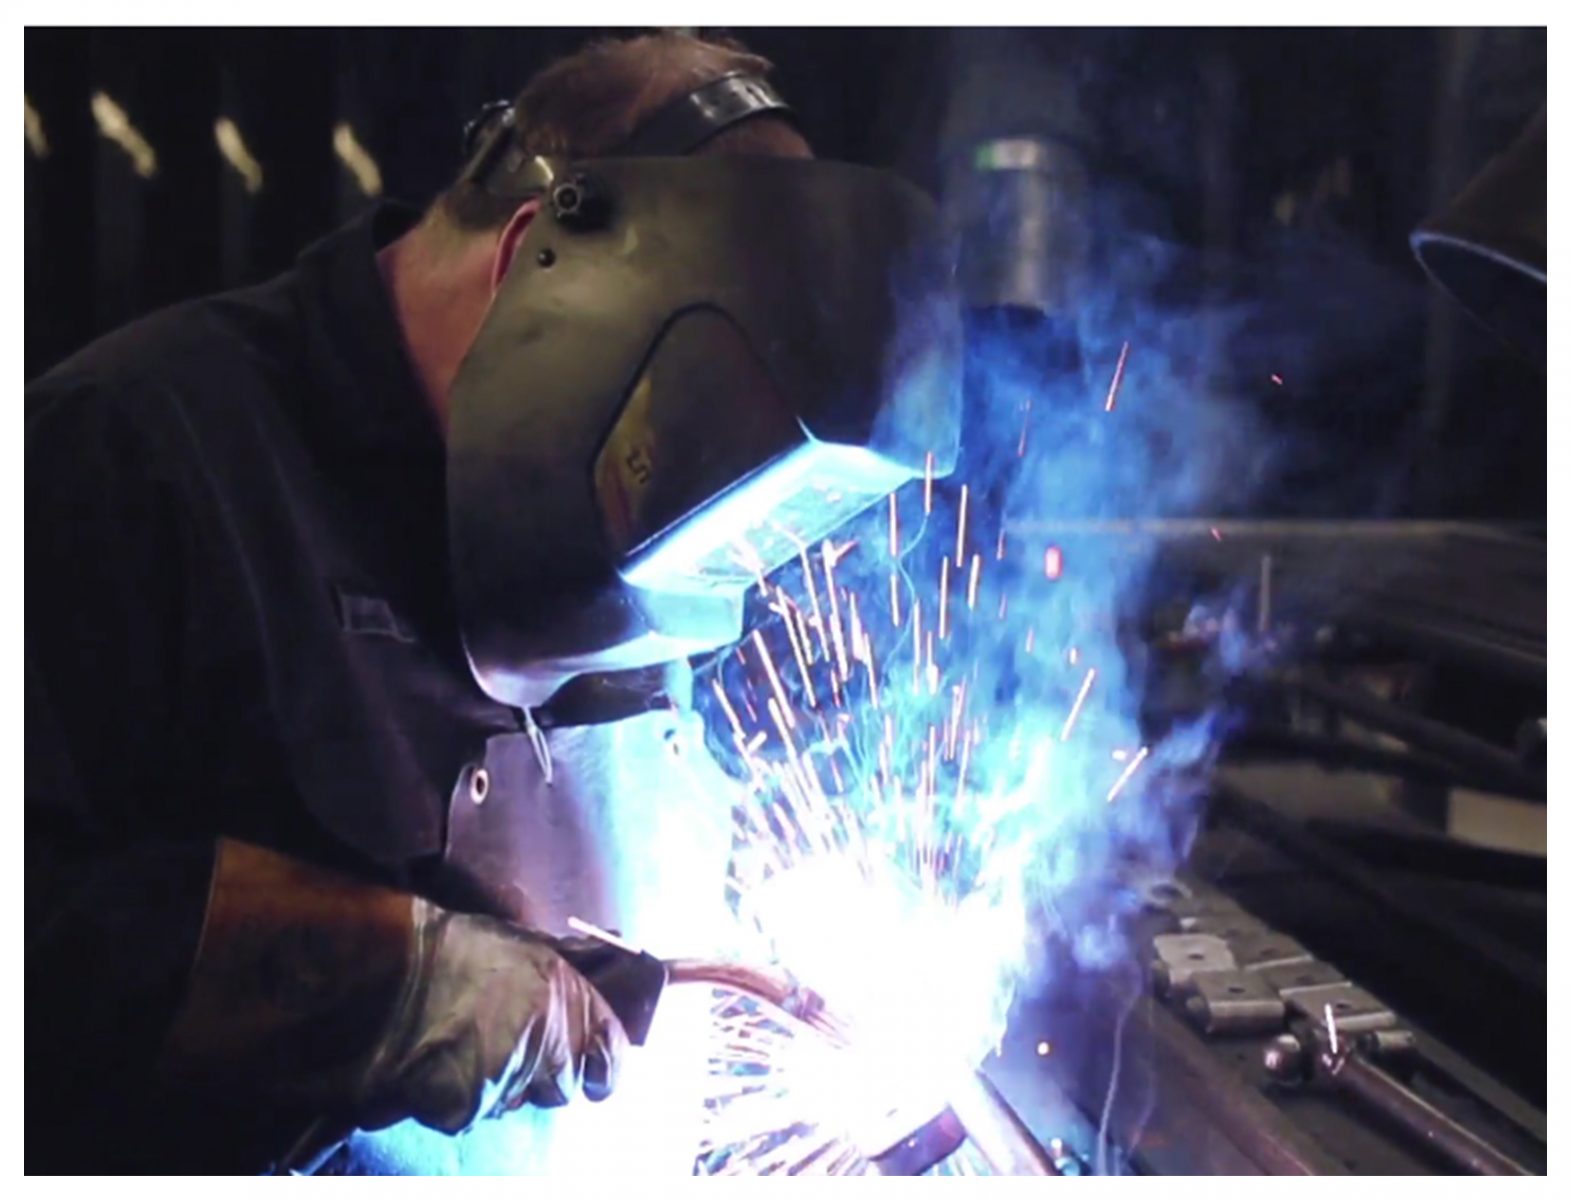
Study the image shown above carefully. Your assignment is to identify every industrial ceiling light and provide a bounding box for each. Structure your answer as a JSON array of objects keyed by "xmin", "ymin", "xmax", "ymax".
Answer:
[
  {"xmin": 24, "ymin": 95, "xmax": 48, "ymax": 159},
  {"xmin": 90, "ymin": 90, "xmax": 156, "ymax": 178},
  {"xmin": 213, "ymin": 116, "xmax": 263, "ymax": 194},
  {"xmin": 332, "ymin": 122, "xmax": 382, "ymax": 197}
]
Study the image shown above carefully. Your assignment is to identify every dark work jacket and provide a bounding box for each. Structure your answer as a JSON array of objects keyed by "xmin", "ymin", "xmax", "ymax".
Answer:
[{"xmin": 25, "ymin": 205, "xmax": 565, "ymax": 1173}]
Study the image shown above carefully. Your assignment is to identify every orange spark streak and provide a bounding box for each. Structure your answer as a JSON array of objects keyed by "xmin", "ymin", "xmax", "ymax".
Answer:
[
  {"xmin": 1104, "ymin": 340, "xmax": 1131, "ymax": 412},
  {"xmin": 799, "ymin": 547, "xmax": 831, "ymax": 661},
  {"xmin": 822, "ymin": 543, "xmax": 851, "ymax": 683},
  {"xmin": 927, "ymin": 725, "xmax": 938, "ymax": 800},
  {"xmin": 1210, "ymin": 527, "xmax": 1223, "ymax": 542},
  {"xmin": 889, "ymin": 571, "xmax": 902, "ymax": 627},
  {"xmin": 956, "ymin": 484, "xmax": 969, "ymax": 564},
  {"xmin": 967, "ymin": 553, "xmax": 982, "ymax": 610},
  {"xmin": 1061, "ymin": 667, "xmax": 1097, "ymax": 741},
  {"xmin": 1045, "ymin": 544, "xmax": 1064, "ymax": 580},
  {"xmin": 777, "ymin": 590, "xmax": 818, "ymax": 708},
  {"xmin": 947, "ymin": 681, "xmax": 967, "ymax": 761},
  {"xmin": 752, "ymin": 629, "xmax": 795, "ymax": 729},
  {"xmin": 729, "ymin": 536, "xmax": 769, "ymax": 594},
  {"xmin": 923, "ymin": 451, "xmax": 935, "ymax": 515},
  {"xmin": 712, "ymin": 678, "xmax": 745, "ymax": 741},
  {"xmin": 939, "ymin": 556, "xmax": 951, "ymax": 640},
  {"xmin": 1106, "ymin": 745, "xmax": 1151, "ymax": 803},
  {"xmin": 793, "ymin": 604, "xmax": 817, "ymax": 665},
  {"xmin": 888, "ymin": 493, "xmax": 900, "ymax": 558}
]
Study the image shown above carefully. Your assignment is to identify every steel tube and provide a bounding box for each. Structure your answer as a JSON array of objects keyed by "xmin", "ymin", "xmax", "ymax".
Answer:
[
  {"xmin": 948, "ymin": 1069, "xmax": 1059, "ymax": 1176},
  {"xmin": 1323, "ymin": 1050, "xmax": 1530, "ymax": 1176}
]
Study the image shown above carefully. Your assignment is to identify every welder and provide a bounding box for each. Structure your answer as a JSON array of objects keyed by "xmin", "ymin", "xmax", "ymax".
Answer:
[{"xmin": 26, "ymin": 31, "xmax": 959, "ymax": 1174}]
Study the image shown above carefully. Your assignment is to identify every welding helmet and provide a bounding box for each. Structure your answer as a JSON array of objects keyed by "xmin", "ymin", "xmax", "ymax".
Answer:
[{"xmin": 447, "ymin": 76, "xmax": 962, "ymax": 708}]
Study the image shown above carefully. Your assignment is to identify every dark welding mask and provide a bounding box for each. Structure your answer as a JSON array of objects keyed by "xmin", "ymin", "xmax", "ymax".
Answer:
[{"xmin": 447, "ymin": 76, "xmax": 962, "ymax": 709}]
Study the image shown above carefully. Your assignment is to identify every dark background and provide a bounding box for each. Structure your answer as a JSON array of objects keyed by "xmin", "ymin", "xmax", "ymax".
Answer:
[{"xmin": 24, "ymin": 27, "xmax": 1546, "ymax": 518}]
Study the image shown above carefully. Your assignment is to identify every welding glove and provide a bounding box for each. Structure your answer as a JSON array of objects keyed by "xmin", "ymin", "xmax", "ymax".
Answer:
[
  {"xmin": 357, "ymin": 905, "xmax": 627, "ymax": 1133},
  {"xmin": 156, "ymin": 839, "xmax": 626, "ymax": 1164}
]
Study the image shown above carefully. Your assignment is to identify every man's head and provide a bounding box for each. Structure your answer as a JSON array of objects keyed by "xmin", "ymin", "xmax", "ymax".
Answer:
[{"xmin": 383, "ymin": 31, "xmax": 811, "ymax": 418}]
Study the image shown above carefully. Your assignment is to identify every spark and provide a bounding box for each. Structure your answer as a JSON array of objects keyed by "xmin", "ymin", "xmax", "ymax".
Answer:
[
  {"xmin": 1024, "ymin": 627, "xmax": 1035, "ymax": 654},
  {"xmin": 956, "ymin": 484, "xmax": 969, "ymax": 564},
  {"xmin": 967, "ymin": 553, "xmax": 982, "ymax": 611},
  {"xmin": 996, "ymin": 528, "xmax": 1006, "ymax": 561},
  {"xmin": 567, "ymin": 915, "xmax": 642, "ymax": 954},
  {"xmin": 924, "ymin": 451, "xmax": 935, "ymax": 515},
  {"xmin": 889, "ymin": 572, "xmax": 902, "ymax": 627},
  {"xmin": 1210, "ymin": 527, "xmax": 1223, "ymax": 542},
  {"xmin": 1036, "ymin": 1041, "xmax": 1052, "ymax": 1057},
  {"xmin": 888, "ymin": 493, "xmax": 900, "ymax": 558},
  {"xmin": 1104, "ymin": 340, "xmax": 1131, "ymax": 412},
  {"xmin": 713, "ymin": 678, "xmax": 747, "ymax": 743},
  {"xmin": 1061, "ymin": 668, "xmax": 1097, "ymax": 742},
  {"xmin": 823, "ymin": 543, "xmax": 852, "ymax": 682},
  {"xmin": 1105, "ymin": 746, "xmax": 1150, "ymax": 803},
  {"xmin": 1017, "ymin": 399, "xmax": 1032, "ymax": 457},
  {"xmin": 1044, "ymin": 545, "xmax": 1064, "ymax": 581},
  {"xmin": 1270, "ymin": 373, "xmax": 1284, "ymax": 387},
  {"xmin": 777, "ymin": 590, "xmax": 819, "ymax": 708},
  {"xmin": 799, "ymin": 547, "xmax": 831, "ymax": 662},
  {"xmin": 731, "ymin": 536, "xmax": 769, "ymax": 592},
  {"xmin": 1325, "ymin": 1004, "xmax": 1340, "ymax": 1055},
  {"xmin": 938, "ymin": 557, "xmax": 952, "ymax": 640},
  {"xmin": 1258, "ymin": 553, "xmax": 1274, "ymax": 635},
  {"xmin": 754, "ymin": 629, "xmax": 797, "ymax": 730}
]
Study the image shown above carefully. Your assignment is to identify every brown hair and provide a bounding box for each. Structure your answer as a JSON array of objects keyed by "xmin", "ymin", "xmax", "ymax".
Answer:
[{"xmin": 436, "ymin": 30, "xmax": 789, "ymax": 232}]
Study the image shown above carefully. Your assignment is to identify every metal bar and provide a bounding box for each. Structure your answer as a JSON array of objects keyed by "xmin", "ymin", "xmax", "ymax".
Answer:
[
  {"xmin": 1221, "ymin": 725, "xmax": 1542, "ymax": 800},
  {"xmin": 1287, "ymin": 674, "xmax": 1544, "ymax": 798},
  {"xmin": 948, "ymin": 1070, "xmax": 1059, "ymax": 1176},
  {"xmin": 1351, "ymin": 613, "xmax": 1545, "ymax": 689},
  {"xmin": 1211, "ymin": 782, "xmax": 1547, "ymax": 998},
  {"xmin": 1322, "ymin": 1049, "xmax": 1530, "ymax": 1176}
]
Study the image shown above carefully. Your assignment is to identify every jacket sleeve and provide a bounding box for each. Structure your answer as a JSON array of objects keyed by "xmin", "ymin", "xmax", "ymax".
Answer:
[{"xmin": 24, "ymin": 372, "xmax": 216, "ymax": 1170}]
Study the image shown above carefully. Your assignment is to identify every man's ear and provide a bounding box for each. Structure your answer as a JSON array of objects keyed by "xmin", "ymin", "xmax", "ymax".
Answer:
[{"xmin": 491, "ymin": 198, "xmax": 542, "ymax": 295}]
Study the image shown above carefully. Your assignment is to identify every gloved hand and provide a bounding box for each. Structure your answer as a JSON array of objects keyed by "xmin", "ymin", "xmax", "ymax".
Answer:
[
  {"xmin": 154, "ymin": 840, "xmax": 630, "ymax": 1170},
  {"xmin": 358, "ymin": 904, "xmax": 629, "ymax": 1135}
]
